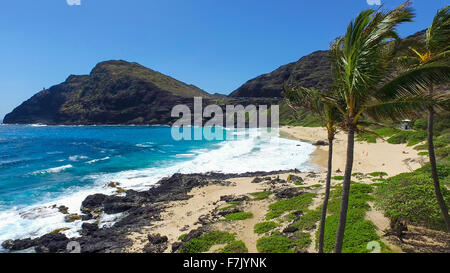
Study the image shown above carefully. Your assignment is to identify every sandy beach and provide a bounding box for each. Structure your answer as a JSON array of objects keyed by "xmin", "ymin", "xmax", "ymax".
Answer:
[
  {"xmin": 121, "ymin": 126, "xmax": 448, "ymax": 253},
  {"xmin": 280, "ymin": 126, "xmax": 427, "ymax": 176}
]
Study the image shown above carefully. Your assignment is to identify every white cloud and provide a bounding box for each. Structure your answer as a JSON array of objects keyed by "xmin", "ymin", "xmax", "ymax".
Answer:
[
  {"xmin": 367, "ymin": 0, "xmax": 381, "ymax": 5},
  {"xmin": 67, "ymin": 0, "xmax": 81, "ymax": 6}
]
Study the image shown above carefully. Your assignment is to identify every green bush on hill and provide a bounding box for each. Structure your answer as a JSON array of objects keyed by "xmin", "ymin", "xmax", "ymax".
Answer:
[{"xmin": 375, "ymin": 165, "xmax": 450, "ymax": 231}]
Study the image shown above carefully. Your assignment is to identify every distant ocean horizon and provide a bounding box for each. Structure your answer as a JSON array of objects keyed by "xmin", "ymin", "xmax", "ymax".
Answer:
[{"xmin": 0, "ymin": 125, "xmax": 316, "ymax": 247}]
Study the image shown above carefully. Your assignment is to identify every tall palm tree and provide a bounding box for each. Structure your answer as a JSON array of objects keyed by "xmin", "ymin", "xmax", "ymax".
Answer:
[
  {"xmin": 396, "ymin": 6, "xmax": 450, "ymax": 230},
  {"xmin": 324, "ymin": 2, "xmax": 449, "ymax": 252},
  {"xmin": 283, "ymin": 85, "xmax": 342, "ymax": 253}
]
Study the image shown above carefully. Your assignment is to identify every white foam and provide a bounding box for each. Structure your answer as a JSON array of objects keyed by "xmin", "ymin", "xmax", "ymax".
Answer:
[
  {"xmin": 86, "ymin": 157, "xmax": 110, "ymax": 164},
  {"xmin": 31, "ymin": 164, "xmax": 73, "ymax": 175},
  {"xmin": 69, "ymin": 155, "xmax": 88, "ymax": 162}
]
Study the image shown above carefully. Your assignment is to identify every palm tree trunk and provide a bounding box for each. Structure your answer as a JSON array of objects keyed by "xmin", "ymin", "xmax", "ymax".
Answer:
[
  {"xmin": 334, "ymin": 124, "xmax": 355, "ymax": 253},
  {"xmin": 318, "ymin": 137, "xmax": 333, "ymax": 253},
  {"xmin": 427, "ymin": 86, "xmax": 450, "ymax": 231}
]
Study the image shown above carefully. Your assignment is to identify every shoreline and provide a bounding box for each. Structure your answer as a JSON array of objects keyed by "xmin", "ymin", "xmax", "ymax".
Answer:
[
  {"xmin": 3, "ymin": 126, "xmax": 442, "ymax": 253},
  {"xmin": 279, "ymin": 126, "xmax": 428, "ymax": 177}
]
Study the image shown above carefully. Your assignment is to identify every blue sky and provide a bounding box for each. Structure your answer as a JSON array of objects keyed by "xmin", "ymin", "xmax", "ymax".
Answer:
[{"xmin": 0, "ymin": 0, "xmax": 448, "ymax": 120}]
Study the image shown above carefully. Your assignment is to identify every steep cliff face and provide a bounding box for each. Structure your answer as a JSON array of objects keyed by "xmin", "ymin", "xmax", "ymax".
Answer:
[
  {"xmin": 229, "ymin": 50, "xmax": 333, "ymax": 98},
  {"xmin": 3, "ymin": 60, "xmax": 210, "ymax": 125}
]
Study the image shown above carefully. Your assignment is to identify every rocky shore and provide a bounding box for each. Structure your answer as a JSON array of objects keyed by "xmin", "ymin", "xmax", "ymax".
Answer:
[{"xmin": 1, "ymin": 169, "xmax": 302, "ymax": 253}]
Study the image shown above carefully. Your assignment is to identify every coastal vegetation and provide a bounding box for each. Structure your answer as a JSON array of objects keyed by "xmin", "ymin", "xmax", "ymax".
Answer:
[
  {"xmin": 284, "ymin": 1, "xmax": 450, "ymax": 253},
  {"xmin": 223, "ymin": 212, "xmax": 254, "ymax": 221},
  {"xmin": 254, "ymin": 221, "xmax": 278, "ymax": 234},
  {"xmin": 265, "ymin": 193, "xmax": 316, "ymax": 220}
]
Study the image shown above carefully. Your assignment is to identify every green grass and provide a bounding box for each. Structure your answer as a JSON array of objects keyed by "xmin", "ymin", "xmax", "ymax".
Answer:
[
  {"xmin": 367, "ymin": 171, "xmax": 388, "ymax": 177},
  {"xmin": 256, "ymin": 234, "xmax": 295, "ymax": 253},
  {"xmin": 223, "ymin": 212, "xmax": 254, "ymax": 221},
  {"xmin": 265, "ymin": 193, "xmax": 316, "ymax": 220},
  {"xmin": 318, "ymin": 182, "xmax": 389, "ymax": 253},
  {"xmin": 291, "ymin": 208, "xmax": 322, "ymax": 230},
  {"xmin": 254, "ymin": 221, "xmax": 278, "ymax": 234},
  {"xmin": 218, "ymin": 240, "xmax": 248, "ymax": 253},
  {"xmin": 250, "ymin": 191, "xmax": 272, "ymax": 201},
  {"xmin": 332, "ymin": 176, "xmax": 344, "ymax": 180},
  {"xmin": 179, "ymin": 231, "xmax": 236, "ymax": 253},
  {"xmin": 356, "ymin": 133, "xmax": 377, "ymax": 143},
  {"xmin": 295, "ymin": 232, "xmax": 312, "ymax": 249},
  {"xmin": 178, "ymin": 234, "xmax": 187, "ymax": 241},
  {"xmin": 387, "ymin": 130, "xmax": 427, "ymax": 146}
]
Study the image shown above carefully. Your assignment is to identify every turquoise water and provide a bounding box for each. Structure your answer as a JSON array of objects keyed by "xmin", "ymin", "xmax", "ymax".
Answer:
[{"xmin": 0, "ymin": 125, "xmax": 315, "ymax": 244}]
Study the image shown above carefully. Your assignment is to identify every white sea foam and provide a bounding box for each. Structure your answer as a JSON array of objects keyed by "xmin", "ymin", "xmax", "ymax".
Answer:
[
  {"xmin": 31, "ymin": 164, "xmax": 73, "ymax": 175},
  {"xmin": 69, "ymin": 155, "xmax": 88, "ymax": 162},
  {"xmin": 86, "ymin": 157, "xmax": 110, "ymax": 164},
  {"xmin": 0, "ymin": 130, "xmax": 317, "ymax": 247}
]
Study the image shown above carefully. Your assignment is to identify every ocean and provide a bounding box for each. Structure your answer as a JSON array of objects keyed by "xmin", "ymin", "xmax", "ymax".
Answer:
[{"xmin": 0, "ymin": 125, "xmax": 315, "ymax": 247}]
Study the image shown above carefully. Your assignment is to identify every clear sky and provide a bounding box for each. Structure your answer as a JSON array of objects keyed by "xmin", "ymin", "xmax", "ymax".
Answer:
[{"xmin": 0, "ymin": 0, "xmax": 448, "ymax": 120}]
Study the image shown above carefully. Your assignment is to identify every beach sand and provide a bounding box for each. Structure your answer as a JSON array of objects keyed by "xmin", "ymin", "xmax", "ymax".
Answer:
[
  {"xmin": 124, "ymin": 126, "xmax": 435, "ymax": 253},
  {"xmin": 280, "ymin": 126, "xmax": 427, "ymax": 176}
]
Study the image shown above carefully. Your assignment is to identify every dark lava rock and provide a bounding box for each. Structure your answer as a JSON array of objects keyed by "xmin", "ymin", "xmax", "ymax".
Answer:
[
  {"xmin": 81, "ymin": 222, "xmax": 99, "ymax": 236},
  {"xmin": 81, "ymin": 194, "xmax": 109, "ymax": 212},
  {"xmin": 251, "ymin": 177, "xmax": 264, "ymax": 183},
  {"xmin": 288, "ymin": 175, "xmax": 303, "ymax": 183},
  {"xmin": 274, "ymin": 188, "xmax": 303, "ymax": 199},
  {"xmin": 220, "ymin": 195, "xmax": 249, "ymax": 203},
  {"xmin": 313, "ymin": 140, "xmax": 329, "ymax": 146},
  {"xmin": 182, "ymin": 227, "xmax": 207, "ymax": 243},
  {"xmin": 64, "ymin": 213, "xmax": 82, "ymax": 223},
  {"xmin": 1, "ymin": 238, "xmax": 35, "ymax": 251},
  {"xmin": 171, "ymin": 242, "xmax": 183, "ymax": 253},
  {"xmin": 217, "ymin": 208, "xmax": 242, "ymax": 217},
  {"xmin": 271, "ymin": 178, "xmax": 287, "ymax": 184},
  {"xmin": 34, "ymin": 233, "xmax": 70, "ymax": 253},
  {"xmin": 148, "ymin": 234, "xmax": 168, "ymax": 245},
  {"xmin": 306, "ymin": 172, "xmax": 317, "ymax": 178},
  {"xmin": 143, "ymin": 234, "xmax": 168, "ymax": 253},
  {"xmin": 283, "ymin": 225, "xmax": 299, "ymax": 233},
  {"xmin": 58, "ymin": 205, "xmax": 69, "ymax": 214}
]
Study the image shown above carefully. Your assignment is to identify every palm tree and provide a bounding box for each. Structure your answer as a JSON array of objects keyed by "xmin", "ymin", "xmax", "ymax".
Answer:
[
  {"xmin": 396, "ymin": 6, "xmax": 450, "ymax": 230},
  {"xmin": 324, "ymin": 2, "xmax": 449, "ymax": 252},
  {"xmin": 283, "ymin": 85, "xmax": 342, "ymax": 253}
]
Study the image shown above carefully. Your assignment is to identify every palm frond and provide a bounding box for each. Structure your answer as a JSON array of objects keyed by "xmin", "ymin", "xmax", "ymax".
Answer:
[
  {"xmin": 362, "ymin": 94, "xmax": 449, "ymax": 122},
  {"xmin": 427, "ymin": 6, "xmax": 450, "ymax": 53},
  {"xmin": 376, "ymin": 62, "xmax": 450, "ymax": 100}
]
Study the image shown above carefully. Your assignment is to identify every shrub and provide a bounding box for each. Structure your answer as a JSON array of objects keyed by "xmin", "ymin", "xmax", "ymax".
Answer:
[
  {"xmin": 265, "ymin": 193, "xmax": 316, "ymax": 219},
  {"xmin": 318, "ymin": 182, "xmax": 387, "ymax": 253},
  {"xmin": 332, "ymin": 176, "xmax": 344, "ymax": 180},
  {"xmin": 250, "ymin": 191, "xmax": 272, "ymax": 201},
  {"xmin": 295, "ymin": 232, "xmax": 312, "ymax": 249},
  {"xmin": 256, "ymin": 235, "xmax": 294, "ymax": 253},
  {"xmin": 292, "ymin": 208, "xmax": 321, "ymax": 230},
  {"xmin": 223, "ymin": 212, "xmax": 253, "ymax": 221},
  {"xmin": 368, "ymin": 171, "xmax": 388, "ymax": 177},
  {"xmin": 180, "ymin": 231, "xmax": 235, "ymax": 253},
  {"xmin": 254, "ymin": 221, "xmax": 278, "ymax": 234},
  {"xmin": 356, "ymin": 133, "xmax": 377, "ymax": 143},
  {"xmin": 387, "ymin": 130, "xmax": 427, "ymax": 146},
  {"xmin": 375, "ymin": 173, "xmax": 450, "ymax": 231},
  {"xmin": 219, "ymin": 240, "xmax": 248, "ymax": 253}
]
